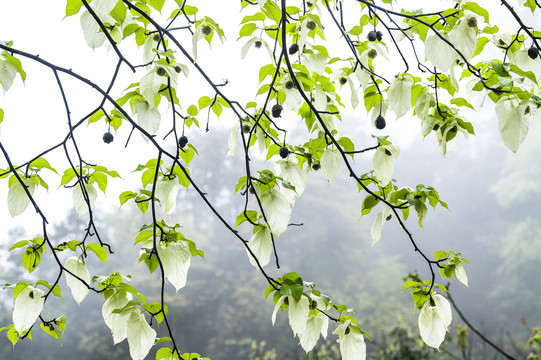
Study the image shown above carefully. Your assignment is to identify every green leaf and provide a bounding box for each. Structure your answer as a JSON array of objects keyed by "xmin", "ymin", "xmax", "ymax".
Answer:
[
  {"xmin": 235, "ymin": 210, "xmax": 259, "ymax": 228},
  {"xmin": 450, "ymin": 97, "xmax": 474, "ymax": 110},
  {"xmin": 87, "ymin": 243, "xmax": 108, "ymax": 264},
  {"xmin": 239, "ymin": 23, "xmax": 257, "ymax": 38},
  {"xmin": 40, "ymin": 323, "xmax": 61, "ymax": 341},
  {"xmin": 110, "ymin": 0, "xmax": 127, "ymax": 23},
  {"xmin": 66, "ymin": 0, "xmax": 84, "ymax": 17},
  {"xmin": 361, "ymin": 195, "xmax": 379, "ymax": 216},
  {"xmin": 462, "ymin": 2, "xmax": 489, "ymax": 23},
  {"xmin": 148, "ymin": 0, "xmax": 165, "ymax": 11},
  {"xmin": 9, "ymin": 240, "xmax": 28, "ymax": 252}
]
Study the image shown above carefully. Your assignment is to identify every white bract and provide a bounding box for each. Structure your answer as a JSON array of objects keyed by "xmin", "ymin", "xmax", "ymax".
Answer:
[
  {"xmin": 13, "ymin": 286, "xmax": 44, "ymax": 334},
  {"xmin": 155, "ymin": 179, "xmax": 180, "ymax": 215},
  {"xmin": 261, "ymin": 188, "xmax": 291, "ymax": 236},
  {"xmin": 246, "ymin": 225, "xmax": 273, "ymax": 267},
  {"xmin": 80, "ymin": 11, "xmax": 106, "ymax": 49},
  {"xmin": 156, "ymin": 240, "xmax": 191, "ymax": 292},
  {"xmin": 495, "ymin": 96, "xmax": 531, "ymax": 153},
  {"xmin": 425, "ymin": 33, "xmax": 457, "ymax": 72},
  {"xmin": 102, "ymin": 290, "xmax": 132, "ymax": 343},
  {"xmin": 372, "ymin": 144, "xmax": 400, "ymax": 186},
  {"xmin": 320, "ymin": 148, "xmax": 342, "ymax": 182},
  {"xmin": 73, "ymin": 181, "xmax": 98, "ymax": 216},
  {"xmin": 227, "ymin": 121, "xmax": 240, "ymax": 157},
  {"xmin": 453, "ymin": 261, "xmax": 468, "ymax": 286},
  {"xmin": 448, "ymin": 13, "xmax": 478, "ymax": 61},
  {"xmin": 298, "ymin": 295, "xmax": 329, "ymax": 352},
  {"xmin": 272, "ymin": 295, "xmax": 310, "ymax": 337},
  {"xmin": 387, "ymin": 74, "xmax": 413, "ymax": 119},
  {"xmin": 7, "ymin": 177, "xmax": 35, "ymax": 217},
  {"xmin": 333, "ymin": 320, "xmax": 367, "ymax": 360},
  {"xmin": 418, "ymin": 294, "xmax": 452, "ymax": 349},
  {"xmin": 371, "ymin": 204, "xmax": 392, "ymax": 246},
  {"xmin": 64, "ymin": 256, "xmax": 91, "ymax": 305},
  {"xmin": 0, "ymin": 59, "xmax": 17, "ymax": 92},
  {"xmin": 275, "ymin": 159, "xmax": 306, "ymax": 204},
  {"xmin": 126, "ymin": 309, "xmax": 157, "ymax": 360}
]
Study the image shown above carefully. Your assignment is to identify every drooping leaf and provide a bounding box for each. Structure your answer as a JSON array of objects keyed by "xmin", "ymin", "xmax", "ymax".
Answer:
[
  {"xmin": 7, "ymin": 177, "xmax": 35, "ymax": 217},
  {"xmin": 495, "ymin": 96, "xmax": 530, "ymax": 153},
  {"xmin": 64, "ymin": 257, "xmax": 90, "ymax": 305},
  {"xmin": 157, "ymin": 241, "xmax": 191, "ymax": 292},
  {"xmin": 13, "ymin": 286, "xmax": 44, "ymax": 334},
  {"xmin": 126, "ymin": 309, "xmax": 157, "ymax": 360},
  {"xmin": 73, "ymin": 181, "xmax": 98, "ymax": 216},
  {"xmin": 261, "ymin": 189, "xmax": 291, "ymax": 236},
  {"xmin": 418, "ymin": 294, "xmax": 452, "ymax": 349},
  {"xmin": 246, "ymin": 225, "xmax": 273, "ymax": 267},
  {"xmin": 320, "ymin": 148, "xmax": 342, "ymax": 182}
]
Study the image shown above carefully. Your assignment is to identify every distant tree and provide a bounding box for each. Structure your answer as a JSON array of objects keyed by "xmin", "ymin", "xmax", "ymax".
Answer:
[{"xmin": 0, "ymin": 1, "xmax": 540, "ymax": 359}]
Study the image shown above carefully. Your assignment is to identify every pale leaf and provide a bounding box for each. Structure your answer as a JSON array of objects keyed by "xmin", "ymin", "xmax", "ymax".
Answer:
[
  {"xmin": 388, "ymin": 75, "xmax": 413, "ymax": 118},
  {"xmin": 80, "ymin": 11, "xmax": 106, "ymax": 49},
  {"xmin": 495, "ymin": 96, "xmax": 530, "ymax": 153},
  {"xmin": 299, "ymin": 312, "xmax": 328, "ymax": 352},
  {"xmin": 288, "ymin": 295, "xmax": 309, "ymax": 336},
  {"xmin": 8, "ymin": 178, "xmax": 35, "ymax": 217},
  {"xmin": 261, "ymin": 189, "xmax": 291, "ymax": 236},
  {"xmin": 372, "ymin": 145, "xmax": 399, "ymax": 186},
  {"xmin": 126, "ymin": 309, "xmax": 157, "ymax": 360},
  {"xmin": 454, "ymin": 262, "xmax": 468, "ymax": 287},
  {"xmin": 157, "ymin": 241, "xmax": 191, "ymax": 292},
  {"xmin": 136, "ymin": 101, "xmax": 161, "ymax": 138},
  {"xmin": 425, "ymin": 34, "xmax": 457, "ymax": 72},
  {"xmin": 155, "ymin": 180, "xmax": 180, "ymax": 215},
  {"xmin": 73, "ymin": 181, "xmax": 97, "ymax": 216},
  {"xmin": 102, "ymin": 290, "xmax": 131, "ymax": 330},
  {"xmin": 320, "ymin": 148, "xmax": 341, "ymax": 181},
  {"xmin": 418, "ymin": 294, "xmax": 452, "ymax": 349},
  {"xmin": 13, "ymin": 286, "xmax": 44, "ymax": 334},
  {"xmin": 65, "ymin": 256, "xmax": 90, "ymax": 305},
  {"xmin": 0, "ymin": 60, "xmax": 17, "ymax": 92},
  {"xmin": 246, "ymin": 226, "xmax": 273, "ymax": 267}
]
